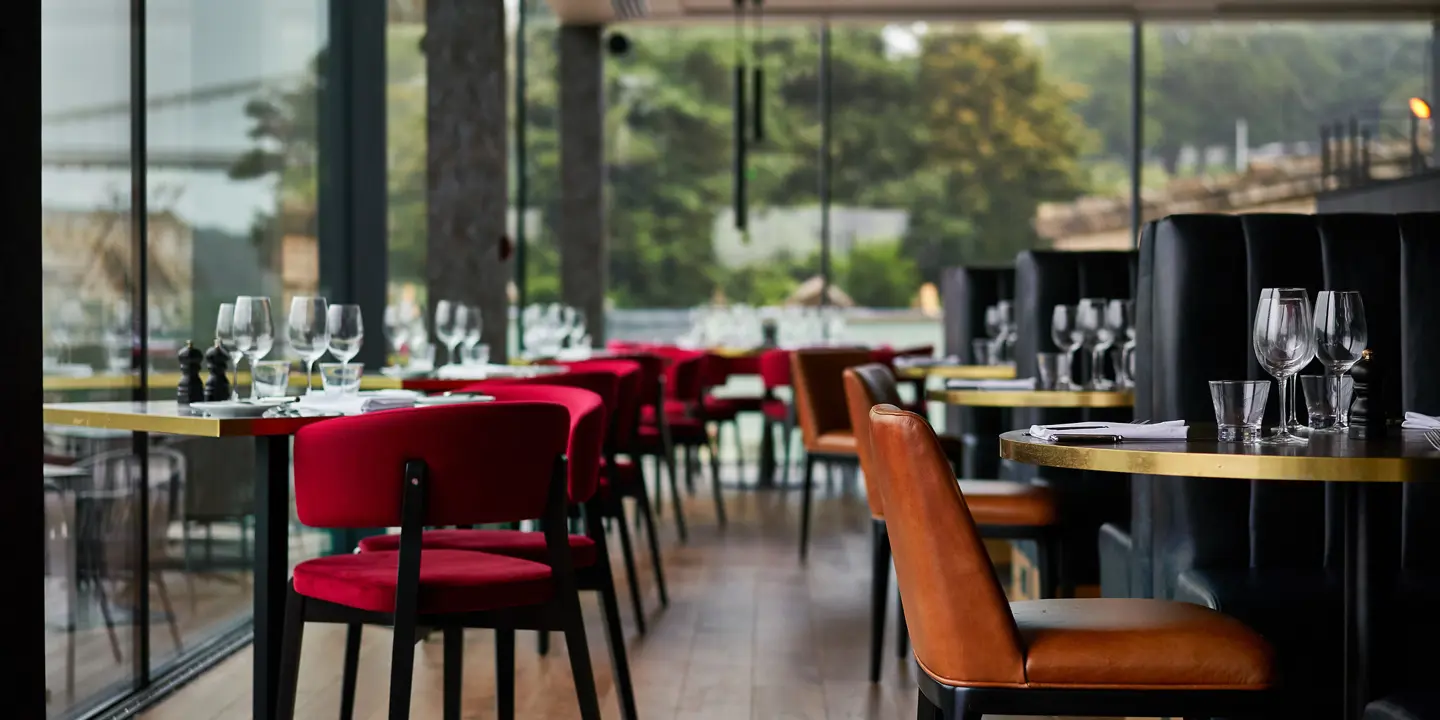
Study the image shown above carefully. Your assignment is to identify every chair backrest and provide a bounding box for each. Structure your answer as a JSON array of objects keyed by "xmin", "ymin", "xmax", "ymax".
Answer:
[
  {"xmin": 791, "ymin": 348, "xmax": 872, "ymax": 449},
  {"xmin": 559, "ymin": 359, "xmax": 644, "ymax": 448},
  {"xmin": 457, "ymin": 383, "xmax": 610, "ymax": 503},
  {"xmin": 758, "ymin": 349, "xmax": 792, "ymax": 390},
  {"xmin": 869, "ymin": 404, "xmax": 1026, "ymax": 686},
  {"xmin": 843, "ymin": 364, "xmax": 903, "ymax": 519},
  {"xmin": 938, "ymin": 265, "xmax": 1014, "ymax": 479},
  {"xmin": 293, "ymin": 402, "xmax": 570, "ymax": 528},
  {"xmin": 662, "ymin": 350, "xmax": 706, "ymax": 401},
  {"xmin": 868, "ymin": 346, "xmax": 898, "ymax": 368}
]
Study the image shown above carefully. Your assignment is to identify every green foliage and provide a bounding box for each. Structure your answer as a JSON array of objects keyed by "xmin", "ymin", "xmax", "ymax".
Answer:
[{"xmin": 834, "ymin": 241, "xmax": 920, "ymax": 308}]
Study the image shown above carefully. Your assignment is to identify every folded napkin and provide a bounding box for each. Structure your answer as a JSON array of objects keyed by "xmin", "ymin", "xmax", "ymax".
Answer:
[
  {"xmin": 895, "ymin": 355, "xmax": 959, "ymax": 368},
  {"xmin": 1402, "ymin": 412, "xmax": 1440, "ymax": 429},
  {"xmin": 945, "ymin": 378, "xmax": 1037, "ymax": 391},
  {"xmin": 1029, "ymin": 420, "xmax": 1187, "ymax": 442},
  {"xmin": 297, "ymin": 394, "xmax": 416, "ymax": 415},
  {"xmin": 434, "ymin": 364, "xmax": 519, "ymax": 380}
]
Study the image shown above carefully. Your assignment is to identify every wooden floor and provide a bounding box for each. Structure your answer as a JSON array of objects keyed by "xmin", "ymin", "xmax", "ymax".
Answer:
[{"xmin": 140, "ymin": 470, "xmax": 1033, "ymax": 720}]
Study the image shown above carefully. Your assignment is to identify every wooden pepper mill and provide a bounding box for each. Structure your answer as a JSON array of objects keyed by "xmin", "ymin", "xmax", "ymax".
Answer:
[
  {"xmin": 1348, "ymin": 348, "xmax": 1386, "ymax": 439},
  {"xmin": 177, "ymin": 341, "xmax": 204, "ymax": 405},
  {"xmin": 204, "ymin": 340, "xmax": 233, "ymax": 402}
]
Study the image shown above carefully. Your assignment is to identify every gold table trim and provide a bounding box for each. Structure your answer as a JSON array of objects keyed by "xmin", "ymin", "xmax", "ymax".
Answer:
[
  {"xmin": 896, "ymin": 365, "xmax": 1017, "ymax": 381},
  {"xmin": 928, "ymin": 389, "xmax": 1133, "ymax": 408},
  {"xmin": 999, "ymin": 430, "xmax": 1440, "ymax": 483},
  {"xmin": 43, "ymin": 373, "xmax": 401, "ymax": 392},
  {"xmin": 44, "ymin": 402, "xmax": 332, "ymax": 438}
]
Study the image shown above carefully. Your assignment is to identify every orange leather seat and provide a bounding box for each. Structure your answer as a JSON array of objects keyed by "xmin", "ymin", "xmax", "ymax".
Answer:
[
  {"xmin": 790, "ymin": 349, "xmax": 872, "ymax": 562},
  {"xmin": 1013, "ymin": 598, "xmax": 1274, "ymax": 689},
  {"xmin": 958, "ymin": 481, "xmax": 1056, "ymax": 527},
  {"xmin": 867, "ymin": 403, "xmax": 1275, "ymax": 717},
  {"xmin": 811, "ymin": 430, "xmax": 858, "ymax": 455}
]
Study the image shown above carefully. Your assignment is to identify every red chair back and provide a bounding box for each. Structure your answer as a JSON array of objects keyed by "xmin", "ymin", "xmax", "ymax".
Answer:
[
  {"xmin": 869, "ymin": 346, "xmax": 899, "ymax": 368},
  {"xmin": 293, "ymin": 402, "xmax": 569, "ymax": 528},
  {"xmin": 759, "ymin": 349, "xmax": 792, "ymax": 389},
  {"xmin": 461, "ymin": 385, "xmax": 607, "ymax": 503},
  {"xmin": 560, "ymin": 359, "xmax": 644, "ymax": 447},
  {"xmin": 662, "ymin": 351, "xmax": 706, "ymax": 401}
]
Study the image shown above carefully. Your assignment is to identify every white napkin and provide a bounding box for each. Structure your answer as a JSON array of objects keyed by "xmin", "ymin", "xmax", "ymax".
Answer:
[
  {"xmin": 945, "ymin": 378, "xmax": 1037, "ymax": 391},
  {"xmin": 1028, "ymin": 420, "xmax": 1187, "ymax": 442},
  {"xmin": 434, "ymin": 364, "xmax": 515, "ymax": 380},
  {"xmin": 895, "ymin": 355, "xmax": 959, "ymax": 368},
  {"xmin": 297, "ymin": 394, "xmax": 416, "ymax": 415},
  {"xmin": 1402, "ymin": 412, "xmax": 1440, "ymax": 429}
]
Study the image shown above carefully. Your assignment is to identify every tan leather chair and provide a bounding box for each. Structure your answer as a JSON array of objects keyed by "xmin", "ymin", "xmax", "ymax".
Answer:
[
  {"xmin": 844, "ymin": 364, "xmax": 1060, "ymax": 684},
  {"xmin": 790, "ymin": 348, "xmax": 870, "ymax": 561},
  {"xmin": 868, "ymin": 404, "xmax": 1275, "ymax": 719}
]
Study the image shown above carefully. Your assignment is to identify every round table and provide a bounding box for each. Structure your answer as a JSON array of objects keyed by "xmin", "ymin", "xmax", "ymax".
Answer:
[
  {"xmin": 927, "ymin": 389, "xmax": 1133, "ymax": 408},
  {"xmin": 895, "ymin": 364, "xmax": 1017, "ymax": 381},
  {"xmin": 1000, "ymin": 429, "xmax": 1440, "ymax": 720}
]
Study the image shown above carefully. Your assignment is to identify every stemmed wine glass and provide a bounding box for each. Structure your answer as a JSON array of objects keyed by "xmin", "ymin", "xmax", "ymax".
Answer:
[
  {"xmin": 1314, "ymin": 290, "xmax": 1367, "ymax": 432},
  {"xmin": 1050, "ymin": 305, "xmax": 1083, "ymax": 390},
  {"xmin": 1254, "ymin": 288, "xmax": 1315, "ymax": 445},
  {"xmin": 232, "ymin": 296, "xmax": 274, "ymax": 400},
  {"xmin": 1076, "ymin": 298, "xmax": 1114, "ymax": 390},
  {"xmin": 215, "ymin": 303, "xmax": 239, "ymax": 400},
  {"xmin": 1105, "ymin": 300, "xmax": 1133, "ymax": 388},
  {"xmin": 327, "ymin": 304, "xmax": 364, "ymax": 364},
  {"xmin": 460, "ymin": 305, "xmax": 483, "ymax": 363},
  {"xmin": 288, "ymin": 297, "xmax": 329, "ymax": 394},
  {"xmin": 434, "ymin": 300, "xmax": 466, "ymax": 366}
]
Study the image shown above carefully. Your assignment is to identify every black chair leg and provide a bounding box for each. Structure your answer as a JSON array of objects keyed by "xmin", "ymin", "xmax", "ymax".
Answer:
[
  {"xmin": 495, "ymin": 627, "xmax": 515, "ymax": 720},
  {"xmin": 561, "ymin": 601, "xmax": 603, "ymax": 720},
  {"xmin": 667, "ymin": 448, "xmax": 688, "ymax": 542},
  {"xmin": 597, "ymin": 563, "xmax": 640, "ymax": 720},
  {"xmin": 339, "ymin": 623, "xmax": 362, "ymax": 720},
  {"xmin": 1036, "ymin": 530, "xmax": 1057, "ymax": 600},
  {"xmin": 684, "ymin": 444, "xmax": 697, "ymax": 495},
  {"xmin": 614, "ymin": 500, "xmax": 648, "ymax": 634},
  {"xmin": 799, "ymin": 455, "xmax": 815, "ymax": 561},
  {"xmin": 870, "ymin": 518, "xmax": 890, "ymax": 683},
  {"xmin": 387, "ymin": 605, "xmax": 418, "ymax": 720},
  {"xmin": 780, "ymin": 417, "xmax": 795, "ymax": 488},
  {"xmin": 916, "ymin": 688, "xmax": 943, "ymax": 720},
  {"xmin": 729, "ymin": 419, "xmax": 745, "ymax": 482},
  {"xmin": 635, "ymin": 487, "xmax": 669, "ymax": 606},
  {"xmin": 538, "ymin": 629, "xmax": 550, "ymax": 655},
  {"xmin": 707, "ymin": 435, "xmax": 728, "ymax": 526},
  {"xmin": 443, "ymin": 628, "xmax": 462, "ymax": 720},
  {"xmin": 274, "ymin": 584, "xmax": 306, "ymax": 720}
]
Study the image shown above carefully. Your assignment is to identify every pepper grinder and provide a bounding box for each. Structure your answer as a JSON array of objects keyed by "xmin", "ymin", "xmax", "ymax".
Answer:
[
  {"xmin": 1348, "ymin": 348, "xmax": 1386, "ymax": 439},
  {"xmin": 177, "ymin": 341, "xmax": 204, "ymax": 405},
  {"xmin": 204, "ymin": 340, "xmax": 233, "ymax": 402}
]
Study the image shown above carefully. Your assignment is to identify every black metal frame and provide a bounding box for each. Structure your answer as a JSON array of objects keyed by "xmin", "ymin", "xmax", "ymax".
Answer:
[
  {"xmin": 275, "ymin": 454, "xmax": 603, "ymax": 720},
  {"xmin": 797, "ymin": 449, "xmax": 859, "ymax": 561},
  {"xmin": 915, "ymin": 671, "xmax": 1274, "ymax": 719}
]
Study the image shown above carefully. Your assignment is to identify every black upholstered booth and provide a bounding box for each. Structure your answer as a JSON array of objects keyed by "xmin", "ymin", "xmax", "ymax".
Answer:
[
  {"xmin": 939, "ymin": 266, "xmax": 1014, "ymax": 480},
  {"xmin": 1124, "ymin": 212, "xmax": 1440, "ymax": 718},
  {"xmin": 1011, "ymin": 250, "xmax": 1137, "ymax": 589}
]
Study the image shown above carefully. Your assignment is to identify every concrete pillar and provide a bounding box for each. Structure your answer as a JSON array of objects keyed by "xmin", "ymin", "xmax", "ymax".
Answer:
[
  {"xmin": 559, "ymin": 25, "xmax": 607, "ymax": 345},
  {"xmin": 426, "ymin": 0, "xmax": 509, "ymax": 361}
]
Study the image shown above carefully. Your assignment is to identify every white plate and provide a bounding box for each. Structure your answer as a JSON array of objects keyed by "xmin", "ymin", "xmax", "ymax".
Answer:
[
  {"xmin": 190, "ymin": 401, "xmax": 273, "ymax": 418},
  {"xmin": 415, "ymin": 393, "xmax": 495, "ymax": 406}
]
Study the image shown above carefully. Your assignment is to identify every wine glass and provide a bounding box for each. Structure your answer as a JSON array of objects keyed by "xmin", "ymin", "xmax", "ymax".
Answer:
[
  {"xmin": 327, "ymin": 304, "xmax": 364, "ymax": 365},
  {"xmin": 288, "ymin": 297, "xmax": 329, "ymax": 394},
  {"xmin": 1105, "ymin": 299, "xmax": 1133, "ymax": 388},
  {"xmin": 461, "ymin": 305, "xmax": 483, "ymax": 360},
  {"xmin": 1314, "ymin": 290, "xmax": 1367, "ymax": 432},
  {"xmin": 233, "ymin": 296, "xmax": 274, "ymax": 400},
  {"xmin": 434, "ymin": 300, "xmax": 465, "ymax": 366},
  {"xmin": 215, "ymin": 303, "xmax": 238, "ymax": 399},
  {"xmin": 984, "ymin": 304, "xmax": 1005, "ymax": 365},
  {"xmin": 1076, "ymin": 298, "xmax": 1113, "ymax": 390},
  {"xmin": 1050, "ymin": 305, "xmax": 1083, "ymax": 390},
  {"xmin": 1254, "ymin": 288, "xmax": 1315, "ymax": 445}
]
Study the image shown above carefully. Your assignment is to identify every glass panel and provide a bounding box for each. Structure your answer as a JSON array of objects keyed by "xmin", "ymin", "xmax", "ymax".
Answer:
[
  {"xmin": 388, "ymin": 0, "xmax": 427, "ymax": 362},
  {"xmin": 519, "ymin": 0, "xmax": 559, "ymax": 355},
  {"xmin": 42, "ymin": 0, "xmax": 137, "ymax": 714},
  {"xmin": 145, "ymin": 0, "xmax": 326, "ymax": 673},
  {"xmin": 1142, "ymin": 22, "xmax": 1434, "ymax": 224}
]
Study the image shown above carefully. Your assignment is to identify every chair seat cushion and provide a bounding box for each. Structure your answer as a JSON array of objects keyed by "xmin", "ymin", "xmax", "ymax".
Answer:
[
  {"xmin": 704, "ymin": 396, "xmax": 764, "ymax": 416},
  {"xmin": 636, "ymin": 420, "xmax": 708, "ymax": 449},
  {"xmin": 761, "ymin": 398, "xmax": 789, "ymax": 422},
  {"xmin": 1012, "ymin": 598, "xmax": 1275, "ymax": 689},
  {"xmin": 598, "ymin": 458, "xmax": 642, "ymax": 499},
  {"xmin": 960, "ymin": 480, "xmax": 1057, "ymax": 527},
  {"xmin": 640, "ymin": 400, "xmax": 693, "ymax": 425},
  {"xmin": 357, "ymin": 529, "xmax": 599, "ymax": 567},
  {"xmin": 810, "ymin": 430, "xmax": 857, "ymax": 456},
  {"xmin": 292, "ymin": 549, "xmax": 554, "ymax": 614}
]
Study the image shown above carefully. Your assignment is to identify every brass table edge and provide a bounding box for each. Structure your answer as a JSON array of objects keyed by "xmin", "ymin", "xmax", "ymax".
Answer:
[
  {"xmin": 928, "ymin": 389, "xmax": 1134, "ymax": 408},
  {"xmin": 999, "ymin": 433, "xmax": 1432, "ymax": 483},
  {"xmin": 898, "ymin": 365, "xmax": 1018, "ymax": 381}
]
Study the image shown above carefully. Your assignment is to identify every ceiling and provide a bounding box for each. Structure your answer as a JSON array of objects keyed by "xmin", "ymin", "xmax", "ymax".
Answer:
[{"xmin": 546, "ymin": 0, "xmax": 1440, "ymax": 24}]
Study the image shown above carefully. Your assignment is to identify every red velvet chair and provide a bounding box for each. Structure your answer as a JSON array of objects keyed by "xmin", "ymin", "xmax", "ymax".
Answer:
[
  {"xmin": 275, "ymin": 401, "xmax": 602, "ymax": 720},
  {"xmin": 700, "ymin": 353, "xmax": 766, "ymax": 484},
  {"xmin": 638, "ymin": 348, "xmax": 728, "ymax": 531},
  {"xmin": 605, "ymin": 352, "xmax": 689, "ymax": 541},
  {"xmin": 758, "ymin": 349, "xmax": 796, "ymax": 486}
]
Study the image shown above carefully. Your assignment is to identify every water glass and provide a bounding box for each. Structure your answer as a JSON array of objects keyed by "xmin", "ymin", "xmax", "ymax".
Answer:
[
  {"xmin": 1210, "ymin": 380, "xmax": 1271, "ymax": 443},
  {"xmin": 327, "ymin": 304, "xmax": 364, "ymax": 364},
  {"xmin": 1050, "ymin": 305, "xmax": 1083, "ymax": 389},
  {"xmin": 1300, "ymin": 374, "xmax": 1354, "ymax": 430},
  {"xmin": 1253, "ymin": 288, "xmax": 1315, "ymax": 445},
  {"xmin": 233, "ymin": 296, "xmax": 274, "ymax": 400},
  {"xmin": 288, "ymin": 296, "xmax": 329, "ymax": 393},
  {"xmin": 252, "ymin": 360, "xmax": 292, "ymax": 399},
  {"xmin": 462, "ymin": 343, "xmax": 490, "ymax": 367},
  {"xmin": 1077, "ymin": 298, "xmax": 1114, "ymax": 390},
  {"xmin": 320, "ymin": 362, "xmax": 364, "ymax": 396},
  {"xmin": 1035, "ymin": 353, "xmax": 1064, "ymax": 391},
  {"xmin": 1314, "ymin": 290, "xmax": 1367, "ymax": 431},
  {"xmin": 971, "ymin": 339, "xmax": 992, "ymax": 366}
]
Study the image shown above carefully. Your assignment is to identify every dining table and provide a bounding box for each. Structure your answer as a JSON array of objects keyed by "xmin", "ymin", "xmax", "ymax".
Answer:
[
  {"xmin": 41, "ymin": 401, "xmax": 335, "ymax": 720},
  {"xmin": 927, "ymin": 388, "xmax": 1134, "ymax": 408},
  {"xmin": 999, "ymin": 429, "xmax": 1440, "ymax": 720}
]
